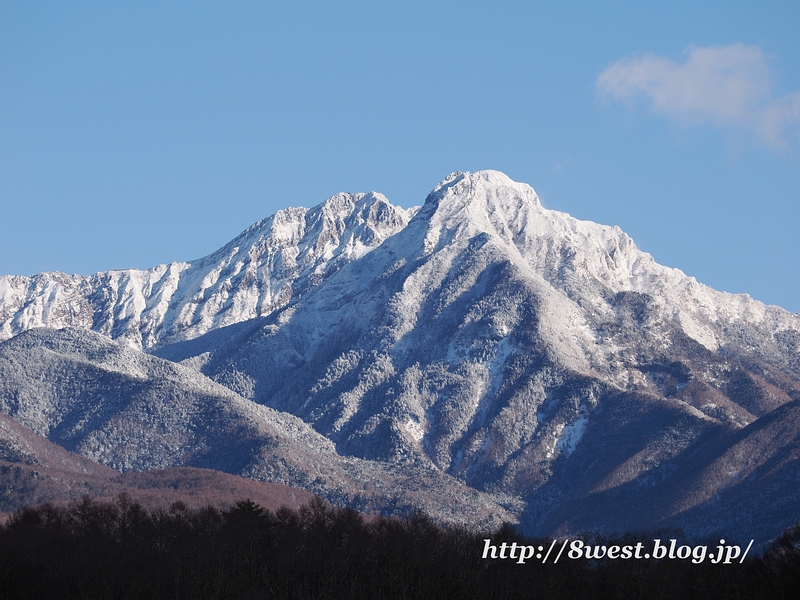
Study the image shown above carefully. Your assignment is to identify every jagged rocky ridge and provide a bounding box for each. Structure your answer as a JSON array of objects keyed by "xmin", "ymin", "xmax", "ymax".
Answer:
[
  {"xmin": 0, "ymin": 192, "xmax": 415, "ymax": 350},
  {"xmin": 1, "ymin": 171, "xmax": 799, "ymax": 543}
]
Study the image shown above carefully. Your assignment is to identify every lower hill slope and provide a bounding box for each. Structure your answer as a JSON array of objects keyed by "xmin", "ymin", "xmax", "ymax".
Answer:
[
  {"xmin": 0, "ymin": 327, "xmax": 514, "ymax": 529},
  {"xmin": 0, "ymin": 414, "xmax": 316, "ymax": 514}
]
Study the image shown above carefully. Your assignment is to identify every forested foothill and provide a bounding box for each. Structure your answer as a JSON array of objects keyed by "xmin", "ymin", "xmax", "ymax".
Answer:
[{"xmin": 0, "ymin": 495, "xmax": 798, "ymax": 599}]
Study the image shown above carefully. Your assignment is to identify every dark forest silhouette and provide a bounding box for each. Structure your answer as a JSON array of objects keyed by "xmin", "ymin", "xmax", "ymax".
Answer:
[{"xmin": 0, "ymin": 495, "xmax": 798, "ymax": 599}]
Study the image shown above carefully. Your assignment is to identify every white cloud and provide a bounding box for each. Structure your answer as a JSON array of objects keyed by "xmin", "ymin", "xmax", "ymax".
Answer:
[{"xmin": 597, "ymin": 44, "xmax": 800, "ymax": 149}]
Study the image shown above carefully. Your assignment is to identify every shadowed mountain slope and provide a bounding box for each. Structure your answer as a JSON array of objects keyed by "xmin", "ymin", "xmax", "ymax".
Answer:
[
  {"xmin": 0, "ymin": 327, "xmax": 514, "ymax": 529},
  {"xmin": 0, "ymin": 421, "xmax": 317, "ymax": 516}
]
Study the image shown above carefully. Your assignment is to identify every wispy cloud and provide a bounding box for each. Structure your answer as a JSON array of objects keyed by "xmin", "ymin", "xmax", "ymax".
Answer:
[{"xmin": 597, "ymin": 44, "xmax": 800, "ymax": 149}]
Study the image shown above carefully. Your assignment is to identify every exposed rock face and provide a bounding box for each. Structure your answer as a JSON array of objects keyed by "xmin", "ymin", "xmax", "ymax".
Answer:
[{"xmin": 1, "ymin": 171, "xmax": 799, "ymax": 543}]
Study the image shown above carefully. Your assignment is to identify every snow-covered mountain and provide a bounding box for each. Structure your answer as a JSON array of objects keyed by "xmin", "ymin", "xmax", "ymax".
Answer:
[
  {"xmin": 1, "ymin": 170, "xmax": 799, "ymax": 542},
  {"xmin": 0, "ymin": 192, "xmax": 415, "ymax": 350}
]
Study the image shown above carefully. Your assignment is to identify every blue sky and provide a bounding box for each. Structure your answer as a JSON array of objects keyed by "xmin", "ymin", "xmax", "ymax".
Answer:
[{"xmin": 2, "ymin": 1, "xmax": 799, "ymax": 311}]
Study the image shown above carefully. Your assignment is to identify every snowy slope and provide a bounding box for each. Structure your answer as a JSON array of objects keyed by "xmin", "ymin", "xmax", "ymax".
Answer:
[
  {"xmin": 0, "ymin": 327, "xmax": 513, "ymax": 528},
  {"xmin": 412, "ymin": 171, "xmax": 799, "ymax": 372}
]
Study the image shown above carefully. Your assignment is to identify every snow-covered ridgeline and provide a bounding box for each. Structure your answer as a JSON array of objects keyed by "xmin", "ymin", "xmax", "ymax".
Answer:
[
  {"xmin": 419, "ymin": 171, "xmax": 800, "ymax": 356},
  {"xmin": 0, "ymin": 192, "xmax": 416, "ymax": 349},
  {"xmin": 0, "ymin": 170, "xmax": 797, "ymax": 361}
]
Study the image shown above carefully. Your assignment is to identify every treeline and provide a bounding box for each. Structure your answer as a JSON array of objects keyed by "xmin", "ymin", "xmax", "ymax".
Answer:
[{"xmin": 0, "ymin": 495, "xmax": 798, "ymax": 599}]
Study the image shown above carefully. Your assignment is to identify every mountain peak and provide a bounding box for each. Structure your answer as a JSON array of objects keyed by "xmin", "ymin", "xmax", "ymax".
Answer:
[
  {"xmin": 427, "ymin": 170, "xmax": 541, "ymax": 209},
  {"xmin": 415, "ymin": 170, "xmax": 544, "ymax": 254},
  {"xmin": 0, "ymin": 189, "xmax": 415, "ymax": 349}
]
